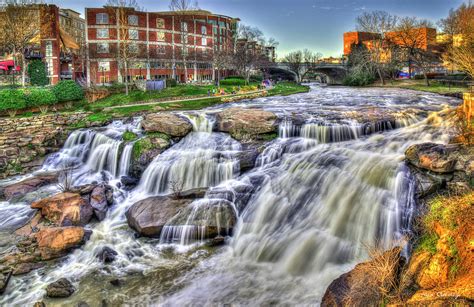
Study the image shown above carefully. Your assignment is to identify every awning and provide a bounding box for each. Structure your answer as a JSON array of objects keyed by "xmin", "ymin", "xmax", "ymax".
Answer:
[
  {"xmin": 59, "ymin": 28, "xmax": 80, "ymax": 50},
  {"xmin": 0, "ymin": 65, "xmax": 7, "ymax": 70}
]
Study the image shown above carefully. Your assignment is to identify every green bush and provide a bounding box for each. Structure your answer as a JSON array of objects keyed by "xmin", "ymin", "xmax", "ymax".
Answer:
[
  {"xmin": 343, "ymin": 71, "xmax": 376, "ymax": 86},
  {"xmin": 220, "ymin": 78, "xmax": 247, "ymax": 86},
  {"xmin": 27, "ymin": 60, "xmax": 49, "ymax": 86},
  {"xmin": 26, "ymin": 88, "xmax": 57, "ymax": 111},
  {"xmin": 52, "ymin": 80, "xmax": 84, "ymax": 102},
  {"xmin": 226, "ymin": 75, "xmax": 245, "ymax": 80},
  {"xmin": 166, "ymin": 78, "xmax": 177, "ymax": 87},
  {"xmin": 0, "ymin": 89, "xmax": 27, "ymax": 116},
  {"xmin": 250, "ymin": 75, "xmax": 263, "ymax": 83}
]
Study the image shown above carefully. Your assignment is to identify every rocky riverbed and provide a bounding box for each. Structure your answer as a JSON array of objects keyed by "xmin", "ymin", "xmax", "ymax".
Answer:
[{"xmin": 0, "ymin": 84, "xmax": 471, "ymax": 305}]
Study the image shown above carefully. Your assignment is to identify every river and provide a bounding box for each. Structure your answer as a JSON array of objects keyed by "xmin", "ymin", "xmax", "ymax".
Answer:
[{"xmin": 0, "ymin": 84, "xmax": 460, "ymax": 305}]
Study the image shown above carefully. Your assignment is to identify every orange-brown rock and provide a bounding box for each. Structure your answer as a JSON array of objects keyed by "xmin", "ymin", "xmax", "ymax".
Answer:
[
  {"xmin": 216, "ymin": 107, "xmax": 277, "ymax": 140},
  {"xmin": 35, "ymin": 227, "xmax": 88, "ymax": 260},
  {"xmin": 31, "ymin": 193, "xmax": 93, "ymax": 226}
]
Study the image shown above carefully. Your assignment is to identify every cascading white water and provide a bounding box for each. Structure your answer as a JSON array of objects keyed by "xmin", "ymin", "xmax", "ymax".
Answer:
[
  {"xmin": 86, "ymin": 133, "xmax": 122, "ymax": 176},
  {"xmin": 119, "ymin": 143, "xmax": 134, "ymax": 176},
  {"xmin": 0, "ymin": 85, "xmax": 461, "ymax": 306}
]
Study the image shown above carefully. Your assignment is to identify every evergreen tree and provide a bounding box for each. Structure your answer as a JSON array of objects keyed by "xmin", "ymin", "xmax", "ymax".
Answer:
[{"xmin": 28, "ymin": 60, "xmax": 49, "ymax": 86}]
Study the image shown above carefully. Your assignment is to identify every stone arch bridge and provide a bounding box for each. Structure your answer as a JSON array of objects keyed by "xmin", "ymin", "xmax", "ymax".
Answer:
[{"xmin": 268, "ymin": 62, "xmax": 348, "ymax": 85}]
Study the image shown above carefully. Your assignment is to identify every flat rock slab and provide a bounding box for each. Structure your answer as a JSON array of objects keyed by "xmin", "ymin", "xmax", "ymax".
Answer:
[{"xmin": 141, "ymin": 113, "xmax": 193, "ymax": 137}]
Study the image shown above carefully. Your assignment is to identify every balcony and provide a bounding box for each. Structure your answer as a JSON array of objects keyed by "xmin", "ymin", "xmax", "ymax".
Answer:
[
  {"xmin": 60, "ymin": 71, "xmax": 73, "ymax": 80},
  {"xmin": 60, "ymin": 52, "xmax": 73, "ymax": 62},
  {"xmin": 24, "ymin": 50, "xmax": 43, "ymax": 59}
]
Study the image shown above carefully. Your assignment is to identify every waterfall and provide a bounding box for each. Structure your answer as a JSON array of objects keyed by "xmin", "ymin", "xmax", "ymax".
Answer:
[
  {"xmin": 86, "ymin": 133, "xmax": 122, "ymax": 177},
  {"xmin": 184, "ymin": 113, "xmax": 215, "ymax": 133},
  {"xmin": 119, "ymin": 143, "xmax": 134, "ymax": 176}
]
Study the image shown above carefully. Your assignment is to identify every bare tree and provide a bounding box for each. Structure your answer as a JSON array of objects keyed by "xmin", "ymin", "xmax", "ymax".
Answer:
[
  {"xmin": 212, "ymin": 49, "xmax": 232, "ymax": 87},
  {"xmin": 390, "ymin": 17, "xmax": 435, "ymax": 79},
  {"xmin": 356, "ymin": 11, "xmax": 399, "ymax": 85},
  {"xmin": 57, "ymin": 161, "xmax": 75, "ymax": 192},
  {"xmin": 169, "ymin": 179, "xmax": 184, "ymax": 199},
  {"xmin": 0, "ymin": 1, "xmax": 49, "ymax": 86},
  {"xmin": 105, "ymin": 0, "xmax": 142, "ymax": 95},
  {"xmin": 442, "ymin": 1, "xmax": 474, "ymax": 78},
  {"xmin": 284, "ymin": 50, "xmax": 304, "ymax": 82},
  {"xmin": 170, "ymin": 0, "xmax": 199, "ymax": 83}
]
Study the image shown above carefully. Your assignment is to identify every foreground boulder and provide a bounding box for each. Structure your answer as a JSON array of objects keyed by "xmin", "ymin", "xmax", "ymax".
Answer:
[
  {"xmin": 31, "ymin": 193, "xmax": 93, "ymax": 226},
  {"xmin": 35, "ymin": 227, "xmax": 89, "ymax": 260},
  {"xmin": 215, "ymin": 108, "xmax": 278, "ymax": 141},
  {"xmin": 126, "ymin": 196, "xmax": 193, "ymax": 237},
  {"xmin": 166, "ymin": 199, "xmax": 237, "ymax": 239},
  {"xmin": 321, "ymin": 247, "xmax": 404, "ymax": 307},
  {"xmin": 0, "ymin": 173, "xmax": 58, "ymax": 201},
  {"xmin": 89, "ymin": 185, "xmax": 113, "ymax": 221},
  {"xmin": 141, "ymin": 113, "xmax": 193, "ymax": 137},
  {"xmin": 45, "ymin": 278, "xmax": 75, "ymax": 298}
]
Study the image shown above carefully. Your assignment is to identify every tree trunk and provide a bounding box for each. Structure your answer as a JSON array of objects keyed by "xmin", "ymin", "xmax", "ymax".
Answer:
[
  {"xmin": 124, "ymin": 62, "xmax": 129, "ymax": 95},
  {"xmin": 424, "ymin": 73, "xmax": 430, "ymax": 86},
  {"xmin": 377, "ymin": 67, "xmax": 385, "ymax": 86},
  {"xmin": 217, "ymin": 69, "xmax": 220, "ymax": 87},
  {"xmin": 21, "ymin": 53, "xmax": 27, "ymax": 87}
]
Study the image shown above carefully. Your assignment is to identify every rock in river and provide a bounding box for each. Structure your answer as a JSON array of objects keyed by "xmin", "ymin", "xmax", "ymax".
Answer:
[
  {"xmin": 31, "ymin": 193, "xmax": 93, "ymax": 226},
  {"xmin": 0, "ymin": 173, "xmax": 58, "ymax": 201},
  {"xmin": 126, "ymin": 196, "xmax": 194, "ymax": 237},
  {"xmin": 141, "ymin": 113, "xmax": 193, "ymax": 137},
  {"xmin": 215, "ymin": 107, "xmax": 277, "ymax": 140},
  {"xmin": 36, "ymin": 227, "xmax": 89, "ymax": 260},
  {"xmin": 45, "ymin": 278, "xmax": 75, "ymax": 298}
]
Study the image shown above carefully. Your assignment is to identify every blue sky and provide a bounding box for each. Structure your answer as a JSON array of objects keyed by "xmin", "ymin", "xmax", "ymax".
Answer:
[{"xmin": 53, "ymin": 0, "xmax": 465, "ymax": 57}]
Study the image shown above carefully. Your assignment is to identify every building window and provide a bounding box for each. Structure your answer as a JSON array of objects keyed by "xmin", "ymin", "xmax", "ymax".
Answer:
[
  {"xmin": 156, "ymin": 18, "xmax": 165, "ymax": 29},
  {"xmin": 157, "ymin": 30, "xmax": 165, "ymax": 41},
  {"xmin": 128, "ymin": 43, "xmax": 139, "ymax": 54},
  {"xmin": 202, "ymin": 36, "xmax": 207, "ymax": 46},
  {"xmin": 201, "ymin": 25, "xmax": 207, "ymax": 35},
  {"xmin": 128, "ymin": 15, "xmax": 138, "ymax": 26},
  {"xmin": 46, "ymin": 58, "xmax": 53, "ymax": 76},
  {"xmin": 181, "ymin": 21, "xmax": 188, "ymax": 32},
  {"xmin": 158, "ymin": 45, "xmax": 166, "ymax": 54},
  {"xmin": 98, "ymin": 61, "xmax": 110, "ymax": 72},
  {"xmin": 45, "ymin": 41, "xmax": 53, "ymax": 57},
  {"xmin": 97, "ymin": 28, "xmax": 109, "ymax": 39},
  {"xmin": 97, "ymin": 43, "xmax": 109, "ymax": 53},
  {"xmin": 129, "ymin": 29, "xmax": 139, "ymax": 40},
  {"xmin": 96, "ymin": 13, "xmax": 109, "ymax": 24}
]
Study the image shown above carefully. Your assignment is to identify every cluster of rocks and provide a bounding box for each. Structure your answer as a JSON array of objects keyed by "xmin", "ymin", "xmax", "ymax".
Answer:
[
  {"xmin": 0, "ymin": 113, "xmax": 96, "ymax": 179},
  {"xmin": 0, "ymin": 178, "xmax": 115, "ymax": 297}
]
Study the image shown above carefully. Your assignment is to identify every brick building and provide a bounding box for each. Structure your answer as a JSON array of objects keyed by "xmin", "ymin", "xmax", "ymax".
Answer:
[
  {"xmin": 85, "ymin": 7, "xmax": 239, "ymax": 85},
  {"xmin": 0, "ymin": 4, "xmax": 84, "ymax": 84}
]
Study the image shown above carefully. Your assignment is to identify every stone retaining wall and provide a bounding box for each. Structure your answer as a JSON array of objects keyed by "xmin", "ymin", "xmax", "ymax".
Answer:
[{"xmin": 0, "ymin": 113, "xmax": 91, "ymax": 178}]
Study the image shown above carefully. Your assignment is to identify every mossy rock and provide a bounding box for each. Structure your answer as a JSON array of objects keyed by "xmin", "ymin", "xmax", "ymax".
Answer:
[{"xmin": 130, "ymin": 133, "xmax": 170, "ymax": 178}]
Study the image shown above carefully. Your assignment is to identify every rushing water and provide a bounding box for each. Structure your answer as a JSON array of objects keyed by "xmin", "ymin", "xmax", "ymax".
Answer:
[{"xmin": 0, "ymin": 85, "xmax": 460, "ymax": 305}]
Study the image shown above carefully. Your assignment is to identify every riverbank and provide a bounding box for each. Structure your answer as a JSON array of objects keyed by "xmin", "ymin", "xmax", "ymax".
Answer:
[{"xmin": 374, "ymin": 79, "xmax": 470, "ymax": 98}]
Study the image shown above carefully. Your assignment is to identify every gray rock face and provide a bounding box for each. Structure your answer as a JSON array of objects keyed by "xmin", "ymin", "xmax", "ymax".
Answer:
[
  {"xmin": 141, "ymin": 113, "xmax": 193, "ymax": 137},
  {"xmin": 45, "ymin": 278, "xmax": 75, "ymax": 298},
  {"xmin": 130, "ymin": 135, "xmax": 170, "ymax": 178},
  {"xmin": 126, "ymin": 196, "xmax": 193, "ymax": 237},
  {"xmin": 215, "ymin": 108, "xmax": 278, "ymax": 140},
  {"xmin": 166, "ymin": 199, "xmax": 237, "ymax": 239},
  {"xmin": 90, "ymin": 185, "xmax": 113, "ymax": 221}
]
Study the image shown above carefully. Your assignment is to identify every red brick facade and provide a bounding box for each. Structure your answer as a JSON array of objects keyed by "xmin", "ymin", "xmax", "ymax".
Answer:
[{"xmin": 85, "ymin": 7, "xmax": 239, "ymax": 85}]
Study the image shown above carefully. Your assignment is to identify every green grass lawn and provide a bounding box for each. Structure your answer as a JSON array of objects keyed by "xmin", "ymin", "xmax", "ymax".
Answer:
[
  {"xmin": 268, "ymin": 82, "xmax": 310, "ymax": 96},
  {"xmin": 378, "ymin": 79, "xmax": 468, "ymax": 95},
  {"xmin": 90, "ymin": 83, "xmax": 260, "ymax": 110}
]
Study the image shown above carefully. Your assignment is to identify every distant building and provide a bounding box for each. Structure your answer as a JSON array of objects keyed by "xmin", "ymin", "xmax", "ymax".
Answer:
[
  {"xmin": 85, "ymin": 7, "xmax": 240, "ymax": 85},
  {"xmin": 0, "ymin": 4, "xmax": 84, "ymax": 84}
]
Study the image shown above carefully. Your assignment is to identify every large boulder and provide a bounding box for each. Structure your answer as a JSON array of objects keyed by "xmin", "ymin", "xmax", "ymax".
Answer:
[
  {"xmin": 141, "ymin": 113, "xmax": 193, "ymax": 137},
  {"xmin": 31, "ymin": 193, "xmax": 93, "ymax": 226},
  {"xmin": 321, "ymin": 247, "xmax": 404, "ymax": 307},
  {"xmin": 130, "ymin": 134, "xmax": 170, "ymax": 178},
  {"xmin": 35, "ymin": 227, "xmax": 89, "ymax": 260},
  {"xmin": 45, "ymin": 278, "xmax": 75, "ymax": 298},
  {"xmin": 126, "ymin": 196, "xmax": 193, "ymax": 237},
  {"xmin": 89, "ymin": 185, "xmax": 113, "ymax": 221},
  {"xmin": 165, "ymin": 199, "xmax": 237, "ymax": 239},
  {"xmin": 405, "ymin": 143, "xmax": 472, "ymax": 174},
  {"xmin": 215, "ymin": 108, "xmax": 277, "ymax": 140},
  {"xmin": 0, "ymin": 173, "xmax": 58, "ymax": 201}
]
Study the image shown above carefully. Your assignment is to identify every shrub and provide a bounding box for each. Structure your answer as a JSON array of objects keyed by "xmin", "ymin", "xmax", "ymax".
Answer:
[
  {"xmin": 27, "ymin": 60, "xmax": 49, "ymax": 86},
  {"xmin": 225, "ymin": 75, "xmax": 245, "ymax": 80},
  {"xmin": 122, "ymin": 131, "xmax": 138, "ymax": 142},
  {"xmin": 343, "ymin": 71, "xmax": 376, "ymax": 86},
  {"xmin": 26, "ymin": 88, "xmax": 58, "ymax": 113},
  {"xmin": 52, "ymin": 80, "xmax": 84, "ymax": 102},
  {"xmin": 220, "ymin": 78, "xmax": 247, "ymax": 86},
  {"xmin": 0, "ymin": 89, "xmax": 27, "ymax": 117},
  {"xmin": 166, "ymin": 78, "xmax": 177, "ymax": 87},
  {"xmin": 250, "ymin": 75, "xmax": 263, "ymax": 83}
]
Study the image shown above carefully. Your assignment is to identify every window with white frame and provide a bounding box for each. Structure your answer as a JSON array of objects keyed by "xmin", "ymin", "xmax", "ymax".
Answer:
[
  {"xmin": 98, "ymin": 61, "xmax": 110, "ymax": 71},
  {"xmin": 128, "ymin": 43, "xmax": 139, "ymax": 54},
  {"xmin": 128, "ymin": 15, "xmax": 138, "ymax": 26},
  {"xmin": 201, "ymin": 25, "xmax": 207, "ymax": 35},
  {"xmin": 156, "ymin": 18, "xmax": 165, "ymax": 28},
  {"xmin": 97, "ymin": 43, "xmax": 109, "ymax": 53},
  {"xmin": 202, "ymin": 36, "xmax": 207, "ymax": 46},
  {"xmin": 181, "ymin": 21, "xmax": 188, "ymax": 32},
  {"xmin": 96, "ymin": 13, "xmax": 108, "ymax": 24},
  {"xmin": 97, "ymin": 28, "xmax": 109, "ymax": 39},
  {"xmin": 45, "ymin": 41, "xmax": 53, "ymax": 57},
  {"xmin": 158, "ymin": 45, "xmax": 166, "ymax": 54},
  {"xmin": 157, "ymin": 30, "xmax": 165, "ymax": 41},
  {"xmin": 129, "ymin": 29, "xmax": 139, "ymax": 40}
]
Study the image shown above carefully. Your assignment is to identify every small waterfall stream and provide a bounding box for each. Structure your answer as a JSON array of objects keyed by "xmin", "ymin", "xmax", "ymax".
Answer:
[{"xmin": 0, "ymin": 85, "xmax": 460, "ymax": 305}]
